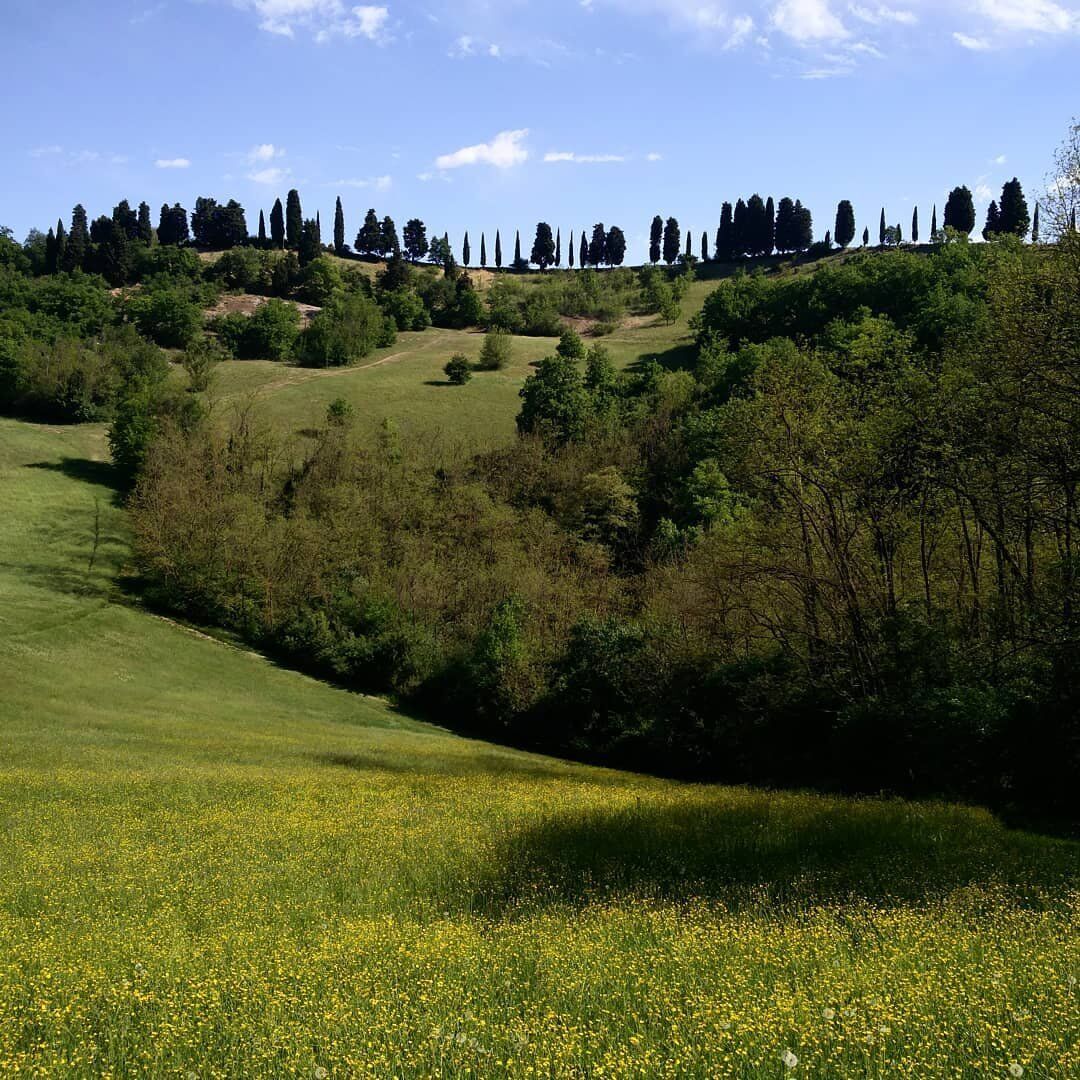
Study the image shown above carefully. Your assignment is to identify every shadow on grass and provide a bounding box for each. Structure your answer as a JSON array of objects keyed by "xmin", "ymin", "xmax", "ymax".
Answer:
[
  {"xmin": 314, "ymin": 748, "xmax": 615, "ymax": 783},
  {"xmin": 25, "ymin": 457, "xmax": 122, "ymax": 499},
  {"xmin": 628, "ymin": 341, "xmax": 698, "ymax": 375},
  {"xmin": 466, "ymin": 793, "xmax": 1080, "ymax": 916}
]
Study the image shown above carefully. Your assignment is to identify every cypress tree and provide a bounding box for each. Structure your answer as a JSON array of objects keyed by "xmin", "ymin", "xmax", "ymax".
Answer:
[
  {"xmin": 356, "ymin": 209, "xmax": 381, "ymax": 255},
  {"xmin": 1072, "ymin": 208, "xmax": 1077, "ymax": 233},
  {"xmin": 834, "ymin": 200, "xmax": 855, "ymax": 248},
  {"xmin": 685, "ymin": 230, "xmax": 692, "ymax": 259},
  {"xmin": 793, "ymin": 200, "xmax": 813, "ymax": 251},
  {"xmin": 1032, "ymin": 202, "xmax": 1040, "ymax": 243},
  {"xmin": 896, "ymin": 222, "xmax": 902, "ymax": 244},
  {"xmin": 555, "ymin": 228, "xmax": 561, "ymax": 268},
  {"xmin": 315, "ymin": 211, "xmax": 322, "ymax": 247},
  {"xmin": 701, "ymin": 230, "xmax": 709, "ymax": 261},
  {"xmin": 299, "ymin": 218, "xmax": 321, "ymax": 267},
  {"xmin": 333, "ymin": 196, "xmax": 345, "ymax": 254},
  {"xmin": 732, "ymin": 198, "xmax": 748, "ymax": 257},
  {"xmin": 879, "ymin": 208, "xmax": 887, "ymax": 246},
  {"xmin": 589, "ymin": 223, "xmax": 607, "ymax": 268},
  {"xmin": 998, "ymin": 177, "xmax": 1030, "ymax": 237},
  {"xmin": 606, "ymin": 227, "xmax": 626, "ymax": 267},
  {"xmin": 44, "ymin": 228, "xmax": 57, "ymax": 273},
  {"xmin": 63, "ymin": 204, "xmax": 89, "ymax": 271},
  {"xmin": 825, "ymin": 230, "xmax": 832, "ymax": 247},
  {"xmin": 480, "ymin": 232, "xmax": 487, "ymax": 268},
  {"xmin": 774, "ymin": 198, "xmax": 795, "ymax": 253},
  {"xmin": 579, "ymin": 231, "xmax": 588, "ymax": 269},
  {"xmin": 112, "ymin": 200, "xmax": 139, "ymax": 240},
  {"xmin": 983, "ymin": 201, "xmax": 1001, "ymax": 240},
  {"xmin": 716, "ymin": 202, "xmax": 734, "ymax": 261},
  {"xmin": 137, "ymin": 201, "xmax": 153, "ymax": 245},
  {"xmin": 862, "ymin": 226, "xmax": 869, "ymax": 246},
  {"xmin": 55, "ymin": 218, "xmax": 67, "ymax": 269},
  {"xmin": 270, "ymin": 198, "xmax": 285, "ymax": 249},
  {"xmin": 495, "ymin": 229, "xmax": 503, "ymax": 269},
  {"xmin": 258, "ymin": 210, "xmax": 267, "ymax": 246},
  {"xmin": 746, "ymin": 194, "xmax": 766, "ymax": 256},
  {"xmin": 662, "ymin": 217, "xmax": 680, "ymax": 265},
  {"xmin": 764, "ymin": 196, "xmax": 776, "ymax": 256},
  {"xmin": 649, "ymin": 215, "xmax": 663, "ymax": 264},
  {"xmin": 911, "ymin": 206, "xmax": 919, "ymax": 245},
  {"xmin": 931, "ymin": 204, "xmax": 938, "ymax": 241},
  {"xmin": 383, "ymin": 215, "xmax": 401, "ymax": 256},
  {"xmin": 943, "ymin": 186, "xmax": 975, "ymax": 235},
  {"xmin": 568, "ymin": 230, "xmax": 575, "ymax": 268},
  {"xmin": 533, "ymin": 223, "xmax": 555, "ymax": 270},
  {"xmin": 285, "ymin": 189, "xmax": 303, "ymax": 248},
  {"xmin": 514, "ymin": 230, "xmax": 522, "ymax": 267},
  {"xmin": 463, "ymin": 231, "xmax": 470, "ymax": 267}
]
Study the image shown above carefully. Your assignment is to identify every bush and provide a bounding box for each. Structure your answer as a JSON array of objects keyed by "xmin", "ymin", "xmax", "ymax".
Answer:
[
  {"xmin": 444, "ymin": 355, "xmax": 471, "ymax": 385},
  {"xmin": 476, "ymin": 329, "xmax": 513, "ymax": 371},
  {"xmin": 556, "ymin": 329, "xmax": 585, "ymax": 361},
  {"xmin": 383, "ymin": 287, "xmax": 431, "ymax": 332},
  {"xmin": 296, "ymin": 256, "xmax": 342, "ymax": 306},
  {"xmin": 181, "ymin": 335, "xmax": 227, "ymax": 392},
  {"xmin": 128, "ymin": 286, "xmax": 203, "ymax": 348},
  {"xmin": 296, "ymin": 293, "xmax": 390, "ymax": 368},
  {"xmin": 243, "ymin": 299, "xmax": 301, "ymax": 361}
]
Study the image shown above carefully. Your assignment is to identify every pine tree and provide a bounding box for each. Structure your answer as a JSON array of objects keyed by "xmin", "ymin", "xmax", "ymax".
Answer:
[
  {"xmin": 356, "ymin": 209, "xmax": 381, "ymax": 255},
  {"xmin": 270, "ymin": 198, "xmax": 285, "ymax": 249},
  {"xmin": 1032, "ymin": 202, "xmax": 1040, "ymax": 243},
  {"xmin": 463, "ymin": 231, "xmax": 471, "ymax": 267},
  {"xmin": 983, "ymin": 201, "xmax": 1001, "ymax": 240},
  {"xmin": 701, "ymin": 230, "xmax": 709, "ymax": 261},
  {"xmin": 998, "ymin": 177, "xmax": 1030, "ymax": 238},
  {"xmin": 532, "ymin": 222, "xmax": 556, "ymax": 269},
  {"xmin": 943, "ymin": 186, "xmax": 975, "ymax": 235},
  {"xmin": 649, "ymin": 215, "xmax": 663, "ymax": 264},
  {"xmin": 495, "ymin": 230, "xmax": 503, "ymax": 269},
  {"xmin": 555, "ymin": 228, "xmax": 562, "ymax": 268},
  {"xmin": 662, "ymin": 217, "xmax": 680, "ymax": 265},
  {"xmin": 137, "ymin": 201, "xmax": 153, "ymax": 246},
  {"xmin": 879, "ymin": 208, "xmax": 887, "ymax": 246},
  {"xmin": 774, "ymin": 198, "xmax": 795, "ymax": 253},
  {"xmin": 716, "ymin": 202, "xmax": 734, "ymax": 261},
  {"xmin": 286, "ymin": 189, "xmax": 303, "ymax": 249},
  {"xmin": 911, "ymin": 206, "xmax": 919, "ymax": 245},
  {"xmin": 381, "ymin": 216, "xmax": 399, "ymax": 257},
  {"xmin": 63, "ymin": 204, "xmax": 89, "ymax": 271},
  {"xmin": 568, "ymin": 230, "xmax": 574, "ymax": 268},
  {"xmin": 480, "ymin": 232, "xmax": 487, "ymax": 268},
  {"xmin": 834, "ymin": 200, "xmax": 855, "ymax": 248},
  {"xmin": 579, "ymin": 231, "xmax": 588, "ymax": 269},
  {"xmin": 403, "ymin": 219, "xmax": 428, "ymax": 262},
  {"xmin": 733, "ymin": 198, "xmax": 748, "ymax": 257},
  {"xmin": 333, "ymin": 196, "xmax": 345, "ymax": 254}
]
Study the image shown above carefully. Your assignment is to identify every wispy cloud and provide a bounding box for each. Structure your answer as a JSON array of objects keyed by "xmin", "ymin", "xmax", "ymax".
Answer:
[
  {"xmin": 848, "ymin": 3, "xmax": 916, "ymax": 25},
  {"xmin": 544, "ymin": 151, "xmax": 627, "ymax": 164},
  {"xmin": 436, "ymin": 129, "xmax": 529, "ymax": 170},
  {"xmin": 156, "ymin": 157, "xmax": 191, "ymax": 169},
  {"xmin": 247, "ymin": 143, "xmax": 285, "ymax": 164},
  {"xmin": 326, "ymin": 175, "xmax": 392, "ymax": 189},
  {"xmin": 235, "ymin": 2, "xmax": 391, "ymax": 43},
  {"xmin": 247, "ymin": 166, "xmax": 290, "ymax": 184},
  {"xmin": 29, "ymin": 146, "xmax": 127, "ymax": 166},
  {"xmin": 953, "ymin": 31, "xmax": 992, "ymax": 49},
  {"xmin": 772, "ymin": 0, "xmax": 850, "ymax": 42}
]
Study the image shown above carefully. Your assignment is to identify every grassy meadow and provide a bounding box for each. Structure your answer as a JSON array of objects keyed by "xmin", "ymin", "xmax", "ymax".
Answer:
[{"xmin": 1, "ymin": 410, "xmax": 1079, "ymax": 1077}]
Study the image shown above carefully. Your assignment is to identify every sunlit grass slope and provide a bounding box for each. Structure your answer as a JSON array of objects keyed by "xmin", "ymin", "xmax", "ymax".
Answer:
[{"xmin": 1, "ymin": 416, "xmax": 1078, "ymax": 1078}]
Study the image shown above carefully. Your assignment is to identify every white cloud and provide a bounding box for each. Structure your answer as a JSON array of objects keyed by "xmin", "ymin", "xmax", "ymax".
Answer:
[
  {"xmin": 975, "ymin": 183, "xmax": 993, "ymax": 200},
  {"xmin": 848, "ymin": 3, "xmax": 916, "ymax": 25},
  {"xmin": 993, "ymin": 153, "xmax": 1008, "ymax": 164},
  {"xmin": 647, "ymin": 152, "xmax": 663, "ymax": 161},
  {"xmin": 544, "ymin": 151, "xmax": 627, "ymax": 163},
  {"xmin": 156, "ymin": 157, "xmax": 191, "ymax": 169},
  {"xmin": 29, "ymin": 145, "xmax": 64, "ymax": 158},
  {"xmin": 248, "ymin": 166, "xmax": 290, "ymax": 184},
  {"xmin": 436, "ymin": 129, "xmax": 529, "ymax": 169},
  {"xmin": 953, "ymin": 30, "xmax": 992, "ymax": 48},
  {"xmin": 972, "ymin": 0, "xmax": 1076, "ymax": 33},
  {"xmin": 247, "ymin": 143, "xmax": 285, "ymax": 163},
  {"xmin": 772, "ymin": 0, "xmax": 850, "ymax": 40},
  {"xmin": 237, "ymin": 2, "xmax": 390, "ymax": 43},
  {"xmin": 328, "ymin": 175, "xmax": 392, "ymax": 189}
]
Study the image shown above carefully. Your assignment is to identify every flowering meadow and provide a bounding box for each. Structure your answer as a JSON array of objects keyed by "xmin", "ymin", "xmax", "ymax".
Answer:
[{"xmin": 2, "ymin": 418, "xmax": 1079, "ymax": 1078}]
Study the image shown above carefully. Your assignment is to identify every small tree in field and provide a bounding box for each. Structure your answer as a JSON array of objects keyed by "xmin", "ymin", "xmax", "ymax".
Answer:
[
  {"xmin": 557, "ymin": 328, "xmax": 585, "ymax": 361},
  {"xmin": 444, "ymin": 354, "xmax": 471, "ymax": 384},
  {"xmin": 477, "ymin": 329, "xmax": 512, "ymax": 370}
]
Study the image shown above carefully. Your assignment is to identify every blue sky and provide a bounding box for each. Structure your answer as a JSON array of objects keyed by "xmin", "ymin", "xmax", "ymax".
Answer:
[{"xmin": 2, "ymin": 0, "xmax": 1075, "ymax": 262}]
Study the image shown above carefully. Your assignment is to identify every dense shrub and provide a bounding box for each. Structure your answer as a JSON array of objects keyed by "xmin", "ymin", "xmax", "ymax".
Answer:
[{"xmin": 296, "ymin": 293, "xmax": 393, "ymax": 367}]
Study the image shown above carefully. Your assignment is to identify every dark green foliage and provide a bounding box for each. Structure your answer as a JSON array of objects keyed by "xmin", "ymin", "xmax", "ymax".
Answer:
[
  {"xmin": 296, "ymin": 292, "xmax": 390, "ymax": 367},
  {"xmin": 63, "ymin": 205, "xmax": 90, "ymax": 271},
  {"xmin": 462, "ymin": 231, "xmax": 470, "ymax": 267},
  {"xmin": 998, "ymin": 177, "xmax": 1030, "ymax": 237},
  {"xmin": 555, "ymin": 228, "xmax": 561, "ymax": 268},
  {"xmin": 774, "ymin": 198, "xmax": 795, "ymax": 253},
  {"xmin": 381, "ymin": 216, "xmax": 399, "ymax": 257},
  {"xmin": 296, "ymin": 256, "xmax": 343, "ymax": 305},
  {"xmin": 258, "ymin": 210, "xmax": 267, "ymax": 246},
  {"xmin": 587, "ymin": 222, "xmax": 607, "ymax": 268},
  {"xmin": 606, "ymin": 227, "xmax": 626, "ymax": 268},
  {"xmin": 270, "ymin": 198, "xmax": 285, "ymax": 249},
  {"xmin": 514, "ymin": 231, "xmax": 523, "ymax": 267},
  {"xmin": 931, "ymin": 204, "xmax": 938, "ymax": 240},
  {"xmin": 404, "ymin": 218, "xmax": 428, "ymax": 262},
  {"xmin": 216, "ymin": 299, "xmax": 301, "ymax": 361},
  {"xmin": 764, "ymin": 197, "xmax": 775, "ymax": 256},
  {"xmin": 556, "ymin": 328, "xmax": 585, "ymax": 361},
  {"xmin": 716, "ymin": 203, "xmax": 734, "ymax": 261},
  {"xmin": 944, "ymin": 186, "xmax": 975, "ymax": 235},
  {"xmin": 516, "ymin": 355, "xmax": 592, "ymax": 443},
  {"xmin": 495, "ymin": 230, "xmax": 503, "ymax": 270},
  {"xmin": 137, "ymin": 202, "xmax": 153, "ymax": 246},
  {"xmin": 649, "ymin": 216, "xmax": 662, "ymax": 264},
  {"xmin": 480, "ymin": 232, "xmax": 487, "ymax": 268},
  {"xmin": 662, "ymin": 217, "xmax": 680, "ymax": 265},
  {"xmin": 355, "ymin": 209, "xmax": 381, "ymax": 256},
  {"xmin": 732, "ymin": 199, "xmax": 748, "ymax": 257},
  {"xmin": 333, "ymin": 197, "xmax": 346, "ymax": 254},
  {"xmin": 879, "ymin": 208, "xmax": 887, "ymax": 246},
  {"xmin": 128, "ymin": 286, "xmax": 203, "ymax": 348},
  {"xmin": 477, "ymin": 328, "xmax": 512, "ymax": 370},
  {"xmin": 444, "ymin": 354, "xmax": 471, "ymax": 384},
  {"xmin": 792, "ymin": 200, "xmax": 813, "ymax": 251},
  {"xmin": 579, "ymin": 232, "xmax": 588, "ymax": 270},
  {"xmin": 746, "ymin": 194, "xmax": 768, "ymax": 256},
  {"xmin": 911, "ymin": 206, "xmax": 919, "ymax": 245},
  {"xmin": 983, "ymin": 201, "xmax": 1001, "ymax": 240},
  {"xmin": 835, "ymin": 200, "xmax": 855, "ymax": 248},
  {"xmin": 568, "ymin": 231, "xmax": 574, "ymax": 269},
  {"xmin": 700, "ymin": 231, "xmax": 709, "ymax": 261},
  {"xmin": 298, "ymin": 218, "xmax": 322, "ymax": 267},
  {"xmin": 286, "ymin": 190, "xmax": 303, "ymax": 249},
  {"xmin": 192, "ymin": 198, "xmax": 248, "ymax": 248},
  {"xmin": 1032, "ymin": 202, "xmax": 1040, "ymax": 243},
  {"xmin": 531, "ymin": 223, "xmax": 555, "ymax": 270},
  {"xmin": 157, "ymin": 204, "xmax": 189, "ymax": 247},
  {"xmin": 112, "ymin": 200, "xmax": 139, "ymax": 240}
]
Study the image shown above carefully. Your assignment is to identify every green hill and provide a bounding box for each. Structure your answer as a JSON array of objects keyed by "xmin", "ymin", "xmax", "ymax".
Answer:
[{"xmin": 1, "ymin": 414, "xmax": 1078, "ymax": 1077}]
